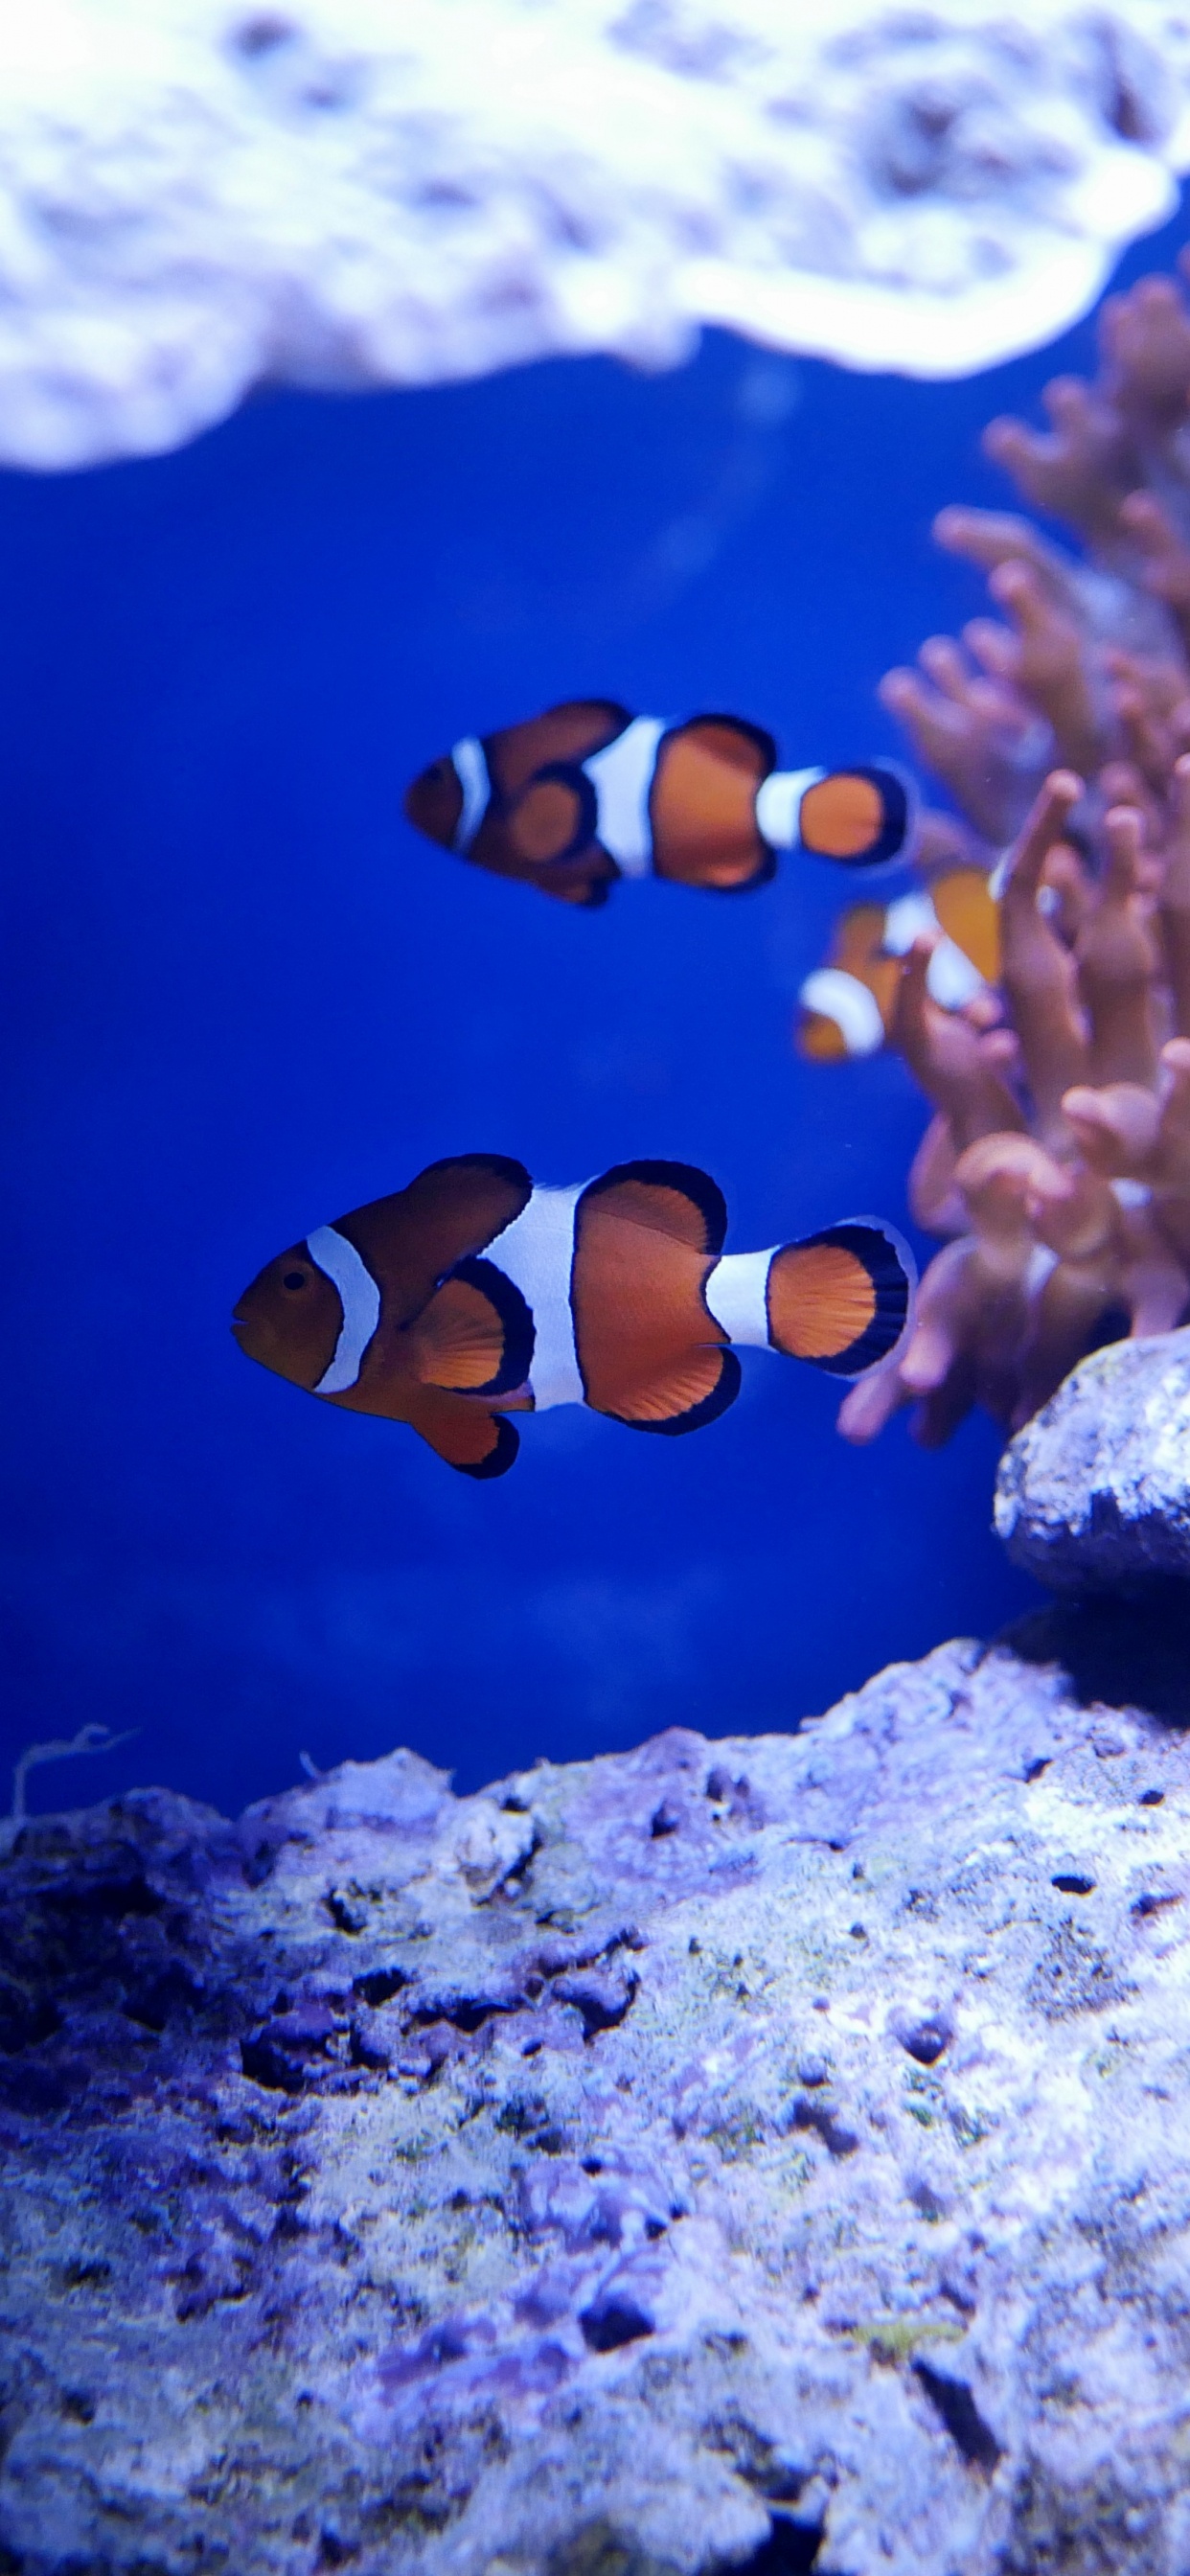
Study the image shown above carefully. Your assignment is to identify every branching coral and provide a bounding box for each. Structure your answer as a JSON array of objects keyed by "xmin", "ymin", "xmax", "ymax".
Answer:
[{"xmin": 842, "ymin": 256, "xmax": 1190, "ymax": 1450}]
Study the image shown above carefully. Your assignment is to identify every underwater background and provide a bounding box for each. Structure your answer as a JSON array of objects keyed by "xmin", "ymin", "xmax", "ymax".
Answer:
[{"xmin": 6, "ymin": 198, "xmax": 1190, "ymax": 1820}]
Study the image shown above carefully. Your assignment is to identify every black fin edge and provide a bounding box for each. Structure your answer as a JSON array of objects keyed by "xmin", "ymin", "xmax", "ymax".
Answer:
[
  {"xmin": 581, "ymin": 1159, "xmax": 729, "ymax": 1256},
  {"xmin": 449, "ymin": 1255, "xmax": 536, "ymax": 1396},
  {"xmin": 678, "ymin": 712, "xmax": 778, "ymax": 777},
  {"xmin": 414, "ymin": 1151, "xmax": 533, "ymax": 1202},
  {"xmin": 614, "ymin": 1346, "xmax": 743, "ymax": 1437},
  {"xmin": 788, "ymin": 1221, "xmax": 914, "ymax": 1378},
  {"xmin": 452, "ymin": 1414, "xmax": 521, "ymax": 1479}
]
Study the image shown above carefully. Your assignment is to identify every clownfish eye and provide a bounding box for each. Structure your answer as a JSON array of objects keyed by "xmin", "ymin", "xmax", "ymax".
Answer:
[{"xmin": 282, "ymin": 1269, "xmax": 309, "ymax": 1292}]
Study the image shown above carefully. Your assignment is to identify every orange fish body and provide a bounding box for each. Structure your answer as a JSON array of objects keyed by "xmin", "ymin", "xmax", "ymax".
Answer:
[
  {"xmin": 405, "ymin": 702, "xmax": 912, "ymax": 907},
  {"xmin": 798, "ymin": 868, "xmax": 1001, "ymax": 1061},
  {"xmin": 234, "ymin": 1155, "xmax": 915, "ymax": 1476}
]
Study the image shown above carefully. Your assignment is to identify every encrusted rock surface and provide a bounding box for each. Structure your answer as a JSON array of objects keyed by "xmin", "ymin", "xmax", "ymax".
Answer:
[
  {"xmin": 4, "ymin": 1637, "xmax": 1190, "ymax": 2572},
  {"xmin": 995, "ymin": 1327, "xmax": 1190, "ymax": 1594},
  {"xmin": 0, "ymin": 2, "xmax": 1186, "ymax": 468}
]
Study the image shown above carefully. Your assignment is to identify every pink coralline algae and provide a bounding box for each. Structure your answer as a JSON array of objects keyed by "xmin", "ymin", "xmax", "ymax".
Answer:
[{"xmin": 841, "ymin": 258, "xmax": 1190, "ymax": 1451}]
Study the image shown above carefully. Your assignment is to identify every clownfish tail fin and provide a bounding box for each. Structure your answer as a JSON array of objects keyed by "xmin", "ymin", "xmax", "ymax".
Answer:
[
  {"xmin": 792, "ymin": 761, "xmax": 917, "ymax": 869},
  {"xmin": 767, "ymin": 1219, "xmax": 915, "ymax": 1378}
]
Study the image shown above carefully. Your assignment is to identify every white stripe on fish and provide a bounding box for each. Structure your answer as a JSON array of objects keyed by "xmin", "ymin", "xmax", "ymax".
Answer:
[
  {"xmin": 583, "ymin": 717, "xmax": 668, "ymax": 877},
  {"xmin": 308, "ymin": 1224, "xmax": 382, "ymax": 1393},
  {"xmin": 754, "ymin": 767, "xmax": 824, "ymax": 852},
  {"xmin": 450, "ymin": 736, "xmax": 492, "ymax": 852},
  {"xmin": 703, "ymin": 1248, "xmax": 777, "ymax": 1349},
  {"xmin": 488, "ymin": 1183, "xmax": 589, "ymax": 1409}
]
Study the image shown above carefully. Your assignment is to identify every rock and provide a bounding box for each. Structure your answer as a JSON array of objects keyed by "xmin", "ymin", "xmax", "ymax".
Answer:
[
  {"xmin": 4, "ymin": 1638, "xmax": 1190, "ymax": 2571},
  {"xmin": 0, "ymin": 3, "xmax": 1186, "ymax": 468},
  {"xmin": 995, "ymin": 1326, "xmax": 1190, "ymax": 1594}
]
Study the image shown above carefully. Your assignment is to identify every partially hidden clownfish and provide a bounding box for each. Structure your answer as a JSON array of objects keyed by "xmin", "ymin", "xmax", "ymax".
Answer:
[
  {"xmin": 404, "ymin": 701, "xmax": 913, "ymax": 907},
  {"xmin": 233, "ymin": 1154, "xmax": 915, "ymax": 1477},
  {"xmin": 797, "ymin": 869, "xmax": 1001, "ymax": 1062}
]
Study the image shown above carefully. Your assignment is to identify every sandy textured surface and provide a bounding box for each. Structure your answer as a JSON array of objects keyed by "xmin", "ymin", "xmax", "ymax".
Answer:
[{"xmin": 4, "ymin": 1632, "xmax": 1190, "ymax": 2571}]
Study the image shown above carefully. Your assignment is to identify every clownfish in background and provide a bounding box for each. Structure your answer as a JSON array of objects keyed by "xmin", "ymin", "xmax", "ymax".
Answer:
[
  {"xmin": 404, "ymin": 701, "xmax": 913, "ymax": 906},
  {"xmin": 797, "ymin": 869, "xmax": 1001, "ymax": 1061},
  {"xmin": 234, "ymin": 1154, "xmax": 915, "ymax": 1477}
]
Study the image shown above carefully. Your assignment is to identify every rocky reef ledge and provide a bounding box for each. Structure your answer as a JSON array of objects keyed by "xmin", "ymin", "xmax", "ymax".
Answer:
[
  {"xmin": 3, "ymin": 1637, "xmax": 1190, "ymax": 2576},
  {"xmin": 996, "ymin": 1326, "xmax": 1190, "ymax": 1594}
]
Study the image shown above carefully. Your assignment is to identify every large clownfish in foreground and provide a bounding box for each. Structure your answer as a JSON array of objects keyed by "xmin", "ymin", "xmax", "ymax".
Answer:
[
  {"xmin": 233, "ymin": 1155, "xmax": 915, "ymax": 1477},
  {"xmin": 404, "ymin": 701, "xmax": 913, "ymax": 906}
]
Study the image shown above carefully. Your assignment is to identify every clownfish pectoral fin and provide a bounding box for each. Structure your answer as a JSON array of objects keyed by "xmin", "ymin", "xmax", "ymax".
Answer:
[
  {"xmin": 405, "ymin": 1388, "xmax": 520, "ymax": 1477},
  {"xmin": 767, "ymin": 1220, "xmax": 915, "ymax": 1379},
  {"xmin": 790, "ymin": 763, "xmax": 914, "ymax": 869},
  {"xmin": 409, "ymin": 1257, "xmax": 535, "ymax": 1397}
]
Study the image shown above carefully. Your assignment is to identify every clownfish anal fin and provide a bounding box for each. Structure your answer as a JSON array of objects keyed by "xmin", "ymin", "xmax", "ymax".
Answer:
[
  {"xmin": 582, "ymin": 1159, "xmax": 728, "ymax": 1256},
  {"xmin": 410, "ymin": 1256, "xmax": 535, "ymax": 1397},
  {"xmin": 767, "ymin": 1222, "xmax": 914, "ymax": 1378},
  {"xmin": 405, "ymin": 1389, "xmax": 520, "ymax": 1476},
  {"xmin": 617, "ymin": 1344, "xmax": 743, "ymax": 1434}
]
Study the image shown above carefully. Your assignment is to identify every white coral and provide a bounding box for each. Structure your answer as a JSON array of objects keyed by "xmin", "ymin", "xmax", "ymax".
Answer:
[{"xmin": 0, "ymin": 0, "xmax": 1187, "ymax": 468}]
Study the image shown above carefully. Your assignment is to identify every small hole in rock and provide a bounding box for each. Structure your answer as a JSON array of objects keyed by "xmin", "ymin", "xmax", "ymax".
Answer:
[
  {"xmin": 1052, "ymin": 1874, "xmax": 1095, "ymax": 1896},
  {"xmin": 902, "ymin": 2019, "xmax": 950, "ymax": 2066},
  {"xmin": 914, "ymin": 2360, "xmax": 1002, "ymax": 2471},
  {"xmin": 1139, "ymin": 1788, "xmax": 1165, "ymax": 1806},
  {"xmin": 579, "ymin": 2296, "xmax": 653, "ymax": 2353},
  {"xmin": 352, "ymin": 1967, "xmax": 408, "ymax": 2007},
  {"xmin": 1023, "ymin": 1757, "xmax": 1050, "ymax": 1782},
  {"xmin": 233, "ymin": 12, "xmax": 296, "ymax": 56},
  {"xmin": 727, "ymin": 2518, "xmax": 823, "ymax": 2575}
]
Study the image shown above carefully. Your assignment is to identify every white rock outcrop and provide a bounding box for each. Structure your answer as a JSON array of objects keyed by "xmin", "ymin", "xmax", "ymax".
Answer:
[
  {"xmin": 1, "ymin": 0, "xmax": 1188, "ymax": 469},
  {"xmin": 995, "ymin": 1328, "xmax": 1190, "ymax": 1594},
  {"xmin": 5, "ymin": 1636, "xmax": 1190, "ymax": 2571}
]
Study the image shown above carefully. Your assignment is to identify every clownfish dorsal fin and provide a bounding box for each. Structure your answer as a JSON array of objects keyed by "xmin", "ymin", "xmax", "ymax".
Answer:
[
  {"xmin": 342, "ymin": 1155, "xmax": 532, "ymax": 1332},
  {"xmin": 571, "ymin": 1160, "xmax": 740, "ymax": 1432}
]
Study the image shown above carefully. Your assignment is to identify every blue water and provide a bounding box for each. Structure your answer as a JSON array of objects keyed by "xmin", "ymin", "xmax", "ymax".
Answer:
[{"xmin": 5, "ymin": 202, "xmax": 1189, "ymax": 1818}]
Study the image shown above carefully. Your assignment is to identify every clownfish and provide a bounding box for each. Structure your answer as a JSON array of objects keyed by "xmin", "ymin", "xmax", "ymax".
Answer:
[
  {"xmin": 405, "ymin": 701, "xmax": 912, "ymax": 907},
  {"xmin": 233, "ymin": 1154, "xmax": 915, "ymax": 1477},
  {"xmin": 797, "ymin": 869, "xmax": 1001, "ymax": 1061}
]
